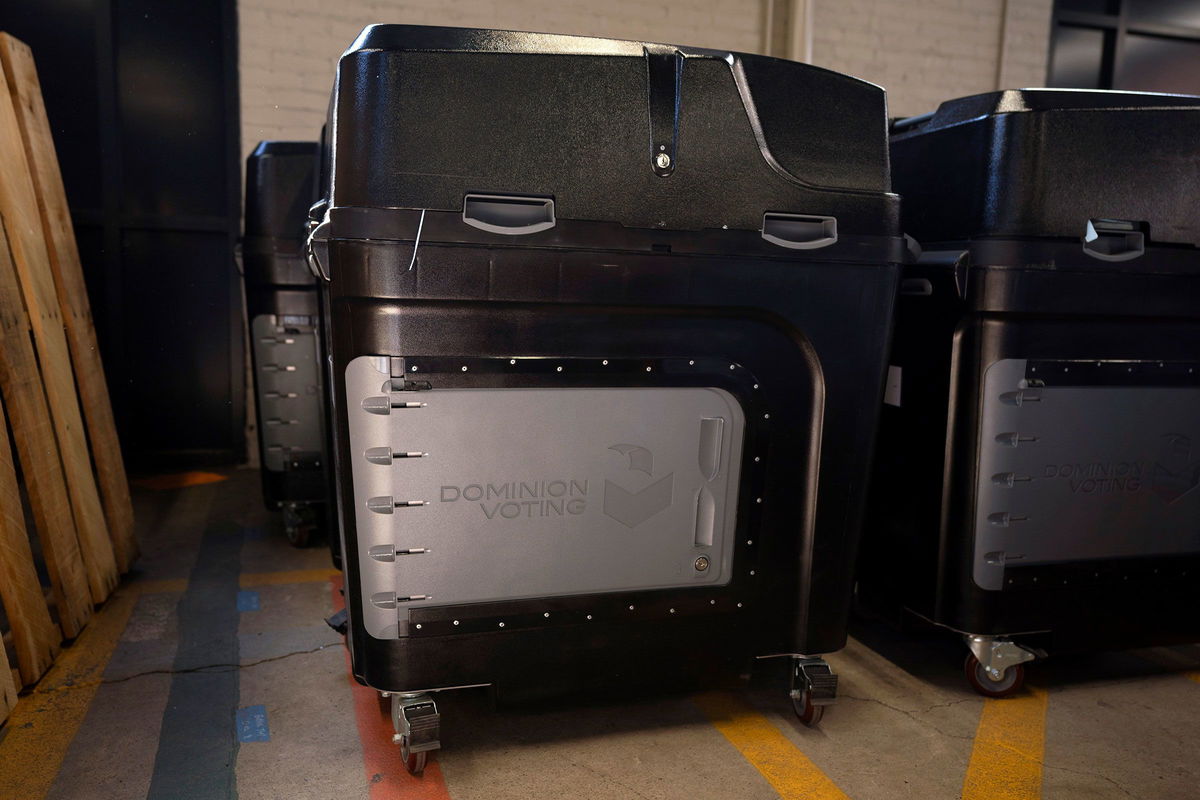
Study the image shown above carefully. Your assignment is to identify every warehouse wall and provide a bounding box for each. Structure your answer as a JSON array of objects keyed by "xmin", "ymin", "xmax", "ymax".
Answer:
[
  {"xmin": 811, "ymin": 0, "xmax": 1054, "ymax": 117},
  {"xmin": 238, "ymin": 0, "xmax": 1053, "ymax": 157},
  {"xmin": 237, "ymin": 0, "xmax": 765, "ymax": 157}
]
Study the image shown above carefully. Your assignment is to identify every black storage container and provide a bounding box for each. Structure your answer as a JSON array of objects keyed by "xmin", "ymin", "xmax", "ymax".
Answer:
[
  {"xmin": 864, "ymin": 89, "xmax": 1200, "ymax": 696},
  {"xmin": 243, "ymin": 141, "xmax": 328, "ymax": 544},
  {"xmin": 308, "ymin": 24, "xmax": 902, "ymax": 768}
]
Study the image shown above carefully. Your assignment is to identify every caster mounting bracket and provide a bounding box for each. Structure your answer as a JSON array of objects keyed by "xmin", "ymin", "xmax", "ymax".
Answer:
[{"xmin": 965, "ymin": 635, "xmax": 1041, "ymax": 682}]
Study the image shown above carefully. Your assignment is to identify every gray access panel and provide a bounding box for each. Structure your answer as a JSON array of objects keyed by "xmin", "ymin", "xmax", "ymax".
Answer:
[
  {"xmin": 252, "ymin": 315, "xmax": 324, "ymax": 471},
  {"xmin": 345, "ymin": 355, "xmax": 746, "ymax": 639},
  {"xmin": 973, "ymin": 358, "xmax": 1200, "ymax": 590}
]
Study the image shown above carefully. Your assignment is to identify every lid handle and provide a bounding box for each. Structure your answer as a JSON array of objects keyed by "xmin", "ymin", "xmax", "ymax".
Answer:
[
  {"xmin": 1083, "ymin": 219, "xmax": 1145, "ymax": 262},
  {"xmin": 462, "ymin": 194, "xmax": 556, "ymax": 235},
  {"xmin": 761, "ymin": 213, "xmax": 838, "ymax": 250}
]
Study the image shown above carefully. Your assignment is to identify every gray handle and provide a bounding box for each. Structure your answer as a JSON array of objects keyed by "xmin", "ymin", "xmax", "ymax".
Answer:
[
  {"xmin": 1083, "ymin": 219, "xmax": 1145, "ymax": 262},
  {"xmin": 463, "ymin": 194, "xmax": 556, "ymax": 235},
  {"xmin": 761, "ymin": 213, "xmax": 838, "ymax": 250}
]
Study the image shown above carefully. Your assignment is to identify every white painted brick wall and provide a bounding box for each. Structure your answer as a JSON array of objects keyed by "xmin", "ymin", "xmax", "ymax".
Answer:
[
  {"xmin": 237, "ymin": 0, "xmax": 765, "ymax": 157},
  {"xmin": 237, "ymin": 0, "xmax": 1052, "ymax": 154},
  {"xmin": 810, "ymin": 0, "xmax": 1053, "ymax": 118}
]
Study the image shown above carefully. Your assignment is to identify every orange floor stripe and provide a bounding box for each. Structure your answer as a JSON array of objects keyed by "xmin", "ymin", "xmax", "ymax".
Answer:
[
  {"xmin": 330, "ymin": 576, "xmax": 453, "ymax": 800},
  {"xmin": 131, "ymin": 471, "xmax": 228, "ymax": 491}
]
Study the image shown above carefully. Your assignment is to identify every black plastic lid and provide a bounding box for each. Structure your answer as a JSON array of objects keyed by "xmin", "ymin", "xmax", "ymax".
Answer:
[
  {"xmin": 890, "ymin": 88, "xmax": 1200, "ymax": 247},
  {"xmin": 891, "ymin": 88, "xmax": 1200, "ymax": 137},
  {"xmin": 245, "ymin": 141, "xmax": 320, "ymax": 241},
  {"xmin": 323, "ymin": 25, "xmax": 900, "ymax": 240}
]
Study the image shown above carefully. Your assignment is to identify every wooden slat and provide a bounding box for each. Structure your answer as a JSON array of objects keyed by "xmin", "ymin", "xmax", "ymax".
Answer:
[
  {"xmin": 0, "ymin": 390, "xmax": 61, "ymax": 684},
  {"xmin": 0, "ymin": 635, "xmax": 17, "ymax": 725},
  {"xmin": 0, "ymin": 36, "xmax": 137, "ymax": 573},
  {"xmin": 0, "ymin": 221, "xmax": 91, "ymax": 638},
  {"xmin": 0, "ymin": 67, "xmax": 117, "ymax": 603}
]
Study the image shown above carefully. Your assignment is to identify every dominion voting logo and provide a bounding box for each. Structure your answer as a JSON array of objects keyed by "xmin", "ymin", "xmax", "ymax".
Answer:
[{"xmin": 602, "ymin": 444, "xmax": 674, "ymax": 528}]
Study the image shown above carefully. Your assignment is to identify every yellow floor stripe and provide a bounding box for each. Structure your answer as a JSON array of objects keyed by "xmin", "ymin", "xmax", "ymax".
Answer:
[
  {"xmin": 1187, "ymin": 672, "xmax": 1200, "ymax": 685},
  {"xmin": 0, "ymin": 590, "xmax": 137, "ymax": 800},
  {"xmin": 238, "ymin": 567, "xmax": 339, "ymax": 587},
  {"xmin": 130, "ymin": 577, "xmax": 190, "ymax": 594},
  {"xmin": 694, "ymin": 692, "xmax": 850, "ymax": 800},
  {"xmin": 961, "ymin": 687, "xmax": 1049, "ymax": 800}
]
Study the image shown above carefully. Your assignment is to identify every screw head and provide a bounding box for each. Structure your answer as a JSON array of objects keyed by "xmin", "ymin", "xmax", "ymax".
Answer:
[
  {"xmin": 694, "ymin": 556, "xmax": 710, "ymax": 572},
  {"xmin": 655, "ymin": 152, "xmax": 671, "ymax": 169}
]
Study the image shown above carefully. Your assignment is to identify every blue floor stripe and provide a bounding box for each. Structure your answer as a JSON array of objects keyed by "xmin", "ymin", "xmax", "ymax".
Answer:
[
  {"xmin": 146, "ymin": 521, "xmax": 245, "ymax": 800},
  {"xmin": 235, "ymin": 706, "xmax": 270, "ymax": 743}
]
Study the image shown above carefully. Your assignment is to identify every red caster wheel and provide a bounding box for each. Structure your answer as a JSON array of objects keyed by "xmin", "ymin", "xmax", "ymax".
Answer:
[
  {"xmin": 791, "ymin": 687, "xmax": 825, "ymax": 726},
  {"xmin": 964, "ymin": 653, "xmax": 1025, "ymax": 698}
]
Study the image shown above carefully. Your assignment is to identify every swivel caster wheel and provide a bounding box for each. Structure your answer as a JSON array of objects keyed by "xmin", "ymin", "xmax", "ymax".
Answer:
[
  {"xmin": 964, "ymin": 653, "xmax": 1025, "ymax": 698},
  {"xmin": 401, "ymin": 742, "xmax": 428, "ymax": 775},
  {"xmin": 791, "ymin": 687, "xmax": 824, "ymax": 726},
  {"xmin": 282, "ymin": 503, "xmax": 318, "ymax": 548},
  {"xmin": 790, "ymin": 656, "xmax": 837, "ymax": 727},
  {"xmin": 390, "ymin": 693, "xmax": 440, "ymax": 776}
]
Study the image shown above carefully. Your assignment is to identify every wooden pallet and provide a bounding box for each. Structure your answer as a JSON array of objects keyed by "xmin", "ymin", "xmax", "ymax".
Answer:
[
  {"xmin": 0, "ymin": 634, "xmax": 16, "ymax": 725},
  {"xmin": 0, "ymin": 216, "xmax": 92, "ymax": 642},
  {"xmin": 0, "ymin": 388, "xmax": 61, "ymax": 684},
  {"xmin": 0, "ymin": 35, "xmax": 137, "ymax": 573},
  {"xmin": 0, "ymin": 41, "xmax": 118, "ymax": 603}
]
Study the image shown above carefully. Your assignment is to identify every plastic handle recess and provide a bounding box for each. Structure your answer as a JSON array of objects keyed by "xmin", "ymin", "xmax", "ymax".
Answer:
[
  {"xmin": 761, "ymin": 212, "xmax": 838, "ymax": 250},
  {"xmin": 1083, "ymin": 219, "xmax": 1145, "ymax": 262},
  {"xmin": 462, "ymin": 194, "xmax": 556, "ymax": 235}
]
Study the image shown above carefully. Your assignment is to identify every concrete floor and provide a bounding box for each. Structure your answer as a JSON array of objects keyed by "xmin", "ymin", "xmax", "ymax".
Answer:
[{"xmin": 2, "ymin": 468, "xmax": 1198, "ymax": 800}]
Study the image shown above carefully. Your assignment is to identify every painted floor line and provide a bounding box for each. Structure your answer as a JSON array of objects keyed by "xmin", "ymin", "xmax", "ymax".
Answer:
[
  {"xmin": 126, "ymin": 567, "xmax": 340, "ymax": 596},
  {"xmin": 961, "ymin": 686, "xmax": 1049, "ymax": 800},
  {"xmin": 131, "ymin": 471, "xmax": 229, "ymax": 491},
  {"xmin": 0, "ymin": 590, "xmax": 137, "ymax": 800},
  {"xmin": 693, "ymin": 691, "xmax": 851, "ymax": 800},
  {"xmin": 240, "ymin": 567, "xmax": 340, "ymax": 588},
  {"xmin": 329, "ymin": 576, "xmax": 453, "ymax": 800}
]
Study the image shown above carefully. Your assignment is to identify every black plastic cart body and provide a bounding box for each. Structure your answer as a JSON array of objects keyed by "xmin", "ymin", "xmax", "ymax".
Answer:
[
  {"xmin": 865, "ymin": 89, "xmax": 1200, "ymax": 696},
  {"xmin": 308, "ymin": 24, "xmax": 903, "ymax": 768},
  {"xmin": 243, "ymin": 141, "xmax": 329, "ymax": 545}
]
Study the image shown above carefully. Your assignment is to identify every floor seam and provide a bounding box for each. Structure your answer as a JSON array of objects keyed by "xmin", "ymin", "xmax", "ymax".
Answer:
[{"xmin": 837, "ymin": 693, "xmax": 978, "ymax": 740}]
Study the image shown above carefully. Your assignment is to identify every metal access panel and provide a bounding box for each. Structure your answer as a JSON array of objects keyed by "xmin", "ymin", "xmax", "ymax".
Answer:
[
  {"xmin": 973, "ymin": 358, "xmax": 1200, "ymax": 590},
  {"xmin": 251, "ymin": 314, "xmax": 324, "ymax": 471},
  {"xmin": 344, "ymin": 356, "xmax": 746, "ymax": 639}
]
